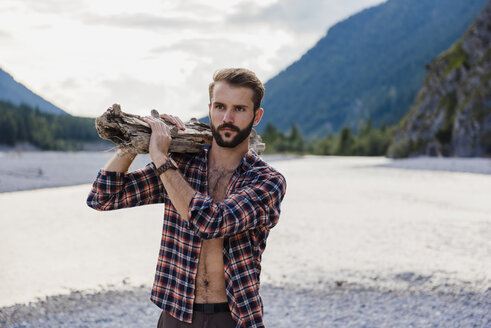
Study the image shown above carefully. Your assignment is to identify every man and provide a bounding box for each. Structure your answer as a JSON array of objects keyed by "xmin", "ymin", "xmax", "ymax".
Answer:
[{"xmin": 87, "ymin": 68, "xmax": 286, "ymax": 327}]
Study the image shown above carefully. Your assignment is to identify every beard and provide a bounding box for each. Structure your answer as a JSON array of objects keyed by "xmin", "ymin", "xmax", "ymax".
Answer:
[{"xmin": 210, "ymin": 115, "xmax": 255, "ymax": 148}]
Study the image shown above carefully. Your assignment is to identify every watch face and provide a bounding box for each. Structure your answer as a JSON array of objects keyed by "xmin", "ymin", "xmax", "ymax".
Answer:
[{"xmin": 170, "ymin": 158, "xmax": 178, "ymax": 169}]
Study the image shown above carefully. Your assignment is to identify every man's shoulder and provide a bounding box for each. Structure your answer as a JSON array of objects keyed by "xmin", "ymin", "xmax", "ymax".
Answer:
[
  {"xmin": 246, "ymin": 152, "xmax": 285, "ymax": 182},
  {"xmin": 244, "ymin": 154, "xmax": 287, "ymax": 201}
]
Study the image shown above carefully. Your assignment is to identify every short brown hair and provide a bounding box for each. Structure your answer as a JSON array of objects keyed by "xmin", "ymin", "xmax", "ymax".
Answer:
[{"xmin": 209, "ymin": 68, "xmax": 265, "ymax": 111}]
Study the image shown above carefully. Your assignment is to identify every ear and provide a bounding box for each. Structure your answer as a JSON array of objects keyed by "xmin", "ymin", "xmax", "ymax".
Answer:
[{"xmin": 253, "ymin": 108, "xmax": 264, "ymax": 126}]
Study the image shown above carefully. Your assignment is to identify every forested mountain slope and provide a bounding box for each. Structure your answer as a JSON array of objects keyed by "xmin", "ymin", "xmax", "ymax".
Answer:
[
  {"xmin": 0, "ymin": 68, "xmax": 67, "ymax": 115},
  {"xmin": 260, "ymin": 0, "xmax": 489, "ymax": 138}
]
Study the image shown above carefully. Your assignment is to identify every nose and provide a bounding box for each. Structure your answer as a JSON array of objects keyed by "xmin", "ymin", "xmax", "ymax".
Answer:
[{"xmin": 222, "ymin": 108, "xmax": 234, "ymax": 123}]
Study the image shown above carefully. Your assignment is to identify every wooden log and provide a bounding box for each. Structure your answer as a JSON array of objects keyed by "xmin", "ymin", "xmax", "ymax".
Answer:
[{"xmin": 95, "ymin": 104, "xmax": 265, "ymax": 154}]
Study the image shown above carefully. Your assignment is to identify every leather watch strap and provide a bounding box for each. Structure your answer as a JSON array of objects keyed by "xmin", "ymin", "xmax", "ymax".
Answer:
[{"xmin": 155, "ymin": 158, "xmax": 177, "ymax": 176}]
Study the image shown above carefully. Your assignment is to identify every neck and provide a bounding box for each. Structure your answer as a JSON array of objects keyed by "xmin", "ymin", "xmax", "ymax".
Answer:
[{"xmin": 208, "ymin": 138, "xmax": 249, "ymax": 170}]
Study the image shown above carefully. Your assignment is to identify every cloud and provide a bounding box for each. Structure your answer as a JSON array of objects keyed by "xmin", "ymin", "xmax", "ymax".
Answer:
[
  {"xmin": 81, "ymin": 12, "xmax": 214, "ymax": 32},
  {"xmin": 170, "ymin": 2, "xmax": 222, "ymax": 18},
  {"xmin": 151, "ymin": 37, "xmax": 258, "ymax": 57},
  {"xmin": 228, "ymin": 0, "xmax": 386, "ymax": 34},
  {"xmin": 44, "ymin": 76, "xmax": 174, "ymax": 118},
  {"xmin": 0, "ymin": 30, "xmax": 11, "ymax": 40},
  {"xmin": 149, "ymin": 37, "xmax": 269, "ymax": 83},
  {"xmin": 147, "ymin": 37, "xmax": 267, "ymax": 118},
  {"xmin": 99, "ymin": 76, "xmax": 168, "ymax": 112},
  {"xmin": 229, "ymin": 0, "xmax": 326, "ymax": 32},
  {"xmin": 60, "ymin": 78, "xmax": 79, "ymax": 89},
  {"xmin": 16, "ymin": 0, "xmax": 86, "ymax": 14},
  {"xmin": 0, "ymin": 0, "xmax": 388, "ymax": 120},
  {"xmin": 93, "ymin": 75, "xmax": 206, "ymax": 119}
]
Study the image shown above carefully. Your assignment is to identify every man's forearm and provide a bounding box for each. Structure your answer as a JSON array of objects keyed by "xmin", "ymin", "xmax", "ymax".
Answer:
[
  {"xmin": 104, "ymin": 150, "xmax": 137, "ymax": 172},
  {"xmin": 142, "ymin": 114, "xmax": 194, "ymax": 220},
  {"xmin": 155, "ymin": 157, "xmax": 195, "ymax": 221}
]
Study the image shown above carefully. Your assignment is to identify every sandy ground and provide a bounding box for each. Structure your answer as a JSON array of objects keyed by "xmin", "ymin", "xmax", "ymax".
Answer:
[
  {"xmin": 0, "ymin": 151, "xmax": 153, "ymax": 193},
  {"xmin": 0, "ymin": 153, "xmax": 490, "ymax": 326},
  {"xmin": 262, "ymin": 156, "xmax": 491, "ymax": 293}
]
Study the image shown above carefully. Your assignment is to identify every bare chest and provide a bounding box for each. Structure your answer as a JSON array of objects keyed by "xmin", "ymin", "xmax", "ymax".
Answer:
[
  {"xmin": 194, "ymin": 168, "xmax": 235, "ymax": 303},
  {"xmin": 207, "ymin": 168, "xmax": 235, "ymax": 202}
]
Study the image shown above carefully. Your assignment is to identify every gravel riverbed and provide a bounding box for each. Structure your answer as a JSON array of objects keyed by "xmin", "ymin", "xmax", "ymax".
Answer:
[{"xmin": 1, "ymin": 284, "xmax": 489, "ymax": 328}]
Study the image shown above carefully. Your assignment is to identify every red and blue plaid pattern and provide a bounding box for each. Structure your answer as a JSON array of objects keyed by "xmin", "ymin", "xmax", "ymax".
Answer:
[{"xmin": 87, "ymin": 148, "xmax": 286, "ymax": 327}]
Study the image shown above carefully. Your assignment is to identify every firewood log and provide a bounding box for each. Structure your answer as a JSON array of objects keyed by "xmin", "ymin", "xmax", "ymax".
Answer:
[{"xmin": 95, "ymin": 104, "xmax": 265, "ymax": 154}]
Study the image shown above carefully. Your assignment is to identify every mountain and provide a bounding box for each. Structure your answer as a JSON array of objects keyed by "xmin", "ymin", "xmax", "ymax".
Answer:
[
  {"xmin": 260, "ymin": 0, "xmax": 489, "ymax": 138},
  {"xmin": 0, "ymin": 68, "xmax": 68, "ymax": 115},
  {"xmin": 387, "ymin": 1, "xmax": 491, "ymax": 157}
]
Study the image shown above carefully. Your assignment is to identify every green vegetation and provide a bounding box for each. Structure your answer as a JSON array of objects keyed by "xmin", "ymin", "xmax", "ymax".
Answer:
[
  {"xmin": 388, "ymin": 137, "xmax": 429, "ymax": 158},
  {"xmin": 262, "ymin": 120, "xmax": 394, "ymax": 156},
  {"xmin": 388, "ymin": 138, "xmax": 412, "ymax": 158},
  {"xmin": 0, "ymin": 100, "xmax": 99, "ymax": 150},
  {"xmin": 438, "ymin": 41, "xmax": 470, "ymax": 76}
]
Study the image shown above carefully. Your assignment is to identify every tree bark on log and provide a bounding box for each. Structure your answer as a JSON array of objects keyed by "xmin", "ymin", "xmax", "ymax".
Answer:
[{"xmin": 95, "ymin": 104, "xmax": 265, "ymax": 154}]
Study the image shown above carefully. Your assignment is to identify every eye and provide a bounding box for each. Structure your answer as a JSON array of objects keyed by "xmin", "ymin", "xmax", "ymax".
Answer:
[
  {"xmin": 214, "ymin": 104, "xmax": 224, "ymax": 110},
  {"xmin": 235, "ymin": 106, "xmax": 245, "ymax": 112}
]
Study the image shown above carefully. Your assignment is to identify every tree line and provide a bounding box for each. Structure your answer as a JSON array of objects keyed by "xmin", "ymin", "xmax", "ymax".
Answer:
[
  {"xmin": 0, "ymin": 100, "xmax": 99, "ymax": 150},
  {"xmin": 0, "ymin": 99, "xmax": 394, "ymax": 155},
  {"xmin": 261, "ymin": 121, "xmax": 395, "ymax": 156}
]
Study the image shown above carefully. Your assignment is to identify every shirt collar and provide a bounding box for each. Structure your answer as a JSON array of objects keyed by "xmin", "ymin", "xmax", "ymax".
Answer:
[{"xmin": 201, "ymin": 146, "xmax": 259, "ymax": 173}]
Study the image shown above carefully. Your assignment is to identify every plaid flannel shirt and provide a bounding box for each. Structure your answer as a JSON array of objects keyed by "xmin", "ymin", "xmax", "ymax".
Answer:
[{"xmin": 87, "ymin": 148, "xmax": 286, "ymax": 327}]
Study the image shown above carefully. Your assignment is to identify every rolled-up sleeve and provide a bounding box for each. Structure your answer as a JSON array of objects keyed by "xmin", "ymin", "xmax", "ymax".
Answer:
[
  {"xmin": 187, "ymin": 171, "xmax": 286, "ymax": 239},
  {"xmin": 86, "ymin": 163, "xmax": 165, "ymax": 211}
]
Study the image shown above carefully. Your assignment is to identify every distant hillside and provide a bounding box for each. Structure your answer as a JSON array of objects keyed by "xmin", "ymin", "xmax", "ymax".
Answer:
[
  {"xmin": 388, "ymin": 1, "xmax": 491, "ymax": 157},
  {"xmin": 260, "ymin": 0, "xmax": 489, "ymax": 138},
  {"xmin": 0, "ymin": 68, "xmax": 68, "ymax": 116}
]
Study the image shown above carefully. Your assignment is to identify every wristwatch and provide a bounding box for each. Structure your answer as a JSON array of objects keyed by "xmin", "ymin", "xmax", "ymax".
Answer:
[{"xmin": 155, "ymin": 157, "xmax": 178, "ymax": 176}]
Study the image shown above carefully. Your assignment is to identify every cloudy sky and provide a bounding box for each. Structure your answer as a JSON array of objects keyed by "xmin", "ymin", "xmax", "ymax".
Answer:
[{"xmin": 0, "ymin": 0, "xmax": 385, "ymax": 119}]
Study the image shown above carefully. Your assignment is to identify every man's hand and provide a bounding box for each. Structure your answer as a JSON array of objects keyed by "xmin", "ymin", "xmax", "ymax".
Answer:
[
  {"xmin": 142, "ymin": 114, "xmax": 185, "ymax": 167},
  {"xmin": 160, "ymin": 113, "xmax": 186, "ymax": 131}
]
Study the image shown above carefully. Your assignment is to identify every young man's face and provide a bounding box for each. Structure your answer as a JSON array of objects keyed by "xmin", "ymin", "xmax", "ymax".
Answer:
[{"xmin": 209, "ymin": 81, "xmax": 263, "ymax": 148}]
